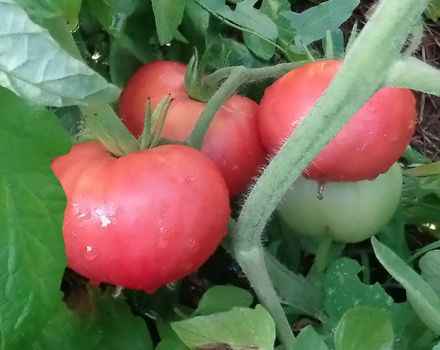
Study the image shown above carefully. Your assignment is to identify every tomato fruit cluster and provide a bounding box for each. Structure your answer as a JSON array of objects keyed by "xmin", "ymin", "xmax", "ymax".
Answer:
[
  {"xmin": 118, "ymin": 61, "xmax": 266, "ymax": 196},
  {"xmin": 259, "ymin": 60, "xmax": 416, "ymax": 243},
  {"xmin": 52, "ymin": 142, "xmax": 230, "ymax": 292}
]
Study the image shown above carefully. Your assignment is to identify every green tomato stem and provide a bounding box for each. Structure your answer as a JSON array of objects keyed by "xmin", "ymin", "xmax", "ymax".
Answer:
[
  {"xmin": 81, "ymin": 105, "xmax": 139, "ymax": 157},
  {"xmin": 185, "ymin": 67, "xmax": 246, "ymax": 149},
  {"xmin": 234, "ymin": 243, "xmax": 296, "ymax": 350},
  {"xmin": 307, "ymin": 236, "xmax": 334, "ymax": 283},
  {"xmin": 231, "ymin": 0, "xmax": 431, "ymax": 346},
  {"xmin": 385, "ymin": 57, "xmax": 440, "ymax": 96},
  {"xmin": 186, "ymin": 61, "xmax": 308, "ymax": 150}
]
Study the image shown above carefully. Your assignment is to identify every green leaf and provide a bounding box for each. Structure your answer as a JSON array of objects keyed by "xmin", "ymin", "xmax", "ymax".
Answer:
[
  {"xmin": 293, "ymin": 326, "xmax": 328, "ymax": 350},
  {"xmin": 419, "ymin": 250, "xmax": 440, "ymax": 296},
  {"xmin": 402, "ymin": 174, "xmax": 440, "ymax": 225},
  {"xmin": 265, "ymin": 252, "xmax": 323, "ymax": 318},
  {"xmin": 377, "ymin": 206, "xmax": 411, "ymax": 261},
  {"xmin": 152, "ymin": 0, "xmax": 187, "ymax": 45},
  {"xmin": 0, "ymin": 87, "xmax": 71, "ymax": 347},
  {"xmin": 433, "ymin": 343, "xmax": 440, "ymax": 350},
  {"xmin": 426, "ymin": 0, "xmax": 440, "ymax": 21},
  {"xmin": 172, "ymin": 305, "xmax": 276, "ymax": 350},
  {"xmin": 14, "ymin": 0, "xmax": 82, "ymax": 29},
  {"xmin": 199, "ymin": 0, "xmax": 277, "ymax": 41},
  {"xmin": 323, "ymin": 257, "xmax": 414, "ymax": 348},
  {"xmin": 0, "ymin": 0, "xmax": 120, "ymax": 107},
  {"xmin": 406, "ymin": 162, "xmax": 440, "ymax": 177},
  {"xmin": 205, "ymin": 37, "xmax": 263, "ymax": 71},
  {"xmin": 26, "ymin": 291, "xmax": 153, "ymax": 349},
  {"xmin": 156, "ymin": 339, "xmax": 189, "ymax": 350},
  {"xmin": 280, "ymin": 0, "xmax": 359, "ymax": 46},
  {"xmin": 109, "ymin": 40, "xmax": 142, "ymax": 87},
  {"xmin": 334, "ymin": 307, "xmax": 394, "ymax": 350},
  {"xmin": 372, "ymin": 237, "xmax": 440, "ymax": 335},
  {"xmin": 194, "ymin": 285, "xmax": 254, "ymax": 316},
  {"xmin": 124, "ymin": 282, "xmax": 181, "ymax": 320}
]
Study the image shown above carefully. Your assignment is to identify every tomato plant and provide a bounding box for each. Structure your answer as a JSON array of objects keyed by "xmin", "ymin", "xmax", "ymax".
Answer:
[
  {"xmin": 258, "ymin": 60, "xmax": 417, "ymax": 182},
  {"xmin": 278, "ymin": 163, "xmax": 402, "ymax": 243},
  {"xmin": 51, "ymin": 142, "xmax": 230, "ymax": 293},
  {"xmin": 2, "ymin": 0, "xmax": 440, "ymax": 349},
  {"xmin": 118, "ymin": 61, "xmax": 266, "ymax": 195}
]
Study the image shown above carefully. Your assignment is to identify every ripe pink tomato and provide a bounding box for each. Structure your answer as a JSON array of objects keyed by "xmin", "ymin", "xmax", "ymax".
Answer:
[
  {"xmin": 258, "ymin": 60, "xmax": 417, "ymax": 181},
  {"xmin": 52, "ymin": 142, "xmax": 230, "ymax": 293},
  {"xmin": 118, "ymin": 61, "xmax": 266, "ymax": 195}
]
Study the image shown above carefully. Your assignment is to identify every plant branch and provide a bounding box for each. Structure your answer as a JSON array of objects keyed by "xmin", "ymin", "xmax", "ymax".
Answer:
[
  {"xmin": 185, "ymin": 67, "xmax": 246, "ymax": 149},
  {"xmin": 186, "ymin": 61, "xmax": 308, "ymax": 149},
  {"xmin": 385, "ymin": 57, "xmax": 440, "ymax": 96},
  {"xmin": 234, "ymin": 244, "xmax": 296, "ymax": 350}
]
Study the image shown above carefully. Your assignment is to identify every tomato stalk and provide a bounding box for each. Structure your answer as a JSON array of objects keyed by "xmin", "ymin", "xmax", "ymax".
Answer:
[
  {"xmin": 81, "ymin": 105, "xmax": 139, "ymax": 157},
  {"xmin": 228, "ymin": 0, "xmax": 433, "ymax": 348},
  {"xmin": 185, "ymin": 61, "xmax": 307, "ymax": 150}
]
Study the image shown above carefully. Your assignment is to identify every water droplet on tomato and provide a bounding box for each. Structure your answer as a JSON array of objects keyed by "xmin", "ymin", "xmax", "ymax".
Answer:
[
  {"xmin": 76, "ymin": 207, "xmax": 91, "ymax": 220},
  {"xmin": 84, "ymin": 245, "xmax": 98, "ymax": 260},
  {"xmin": 187, "ymin": 238, "xmax": 200, "ymax": 252}
]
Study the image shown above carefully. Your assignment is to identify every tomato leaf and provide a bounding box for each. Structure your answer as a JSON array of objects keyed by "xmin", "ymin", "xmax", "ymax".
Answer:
[
  {"xmin": 193, "ymin": 285, "xmax": 254, "ymax": 316},
  {"xmin": 372, "ymin": 237, "xmax": 440, "ymax": 335},
  {"xmin": 377, "ymin": 206, "xmax": 411, "ymax": 261},
  {"xmin": 402, "ymin": 174, "xmax": 440, "ymax": 225},
  {"xmin": 419, "ymin": 250, "xmax": 440, "ymax": 296},
  {"xmin": 293, "ymin": 326, "xmax": 328, "ymax": 350},
  {"xmin": 172, "ymin": 305, "xmax": 276, "ymax": 350},
  {"xmin": 279, "ymin": 0, "xmax": 359, "ymax": 46},
  {"xmin": 323, "ymin": 257, "xmax": 415, "ymax": 348},
  {"xmin": 0, "ymin": 0, "xmax": 120, "ymax": 107},
  {"xmin": 426, "ymin": 0, "xmax": 440, "ymax": 21},
  {"xmin": 198, "ymin": 0, "xmax": 278, "ymax": 41},
  {"xmin": 24, "ymin": 291, "xmax": 153, "ymax": 349},
  {"xmin": 265, "ymin": 252, "xmax": 323, "ymax": 318},
  {"xmin": 151, "ymin": 0, "xmax": 187, "ymax": 45},
  {"xmin": 334, "ymin": 307, "xmax": 394, "ymax": 350},
  {"xmin": 0, "ymin": 88, "xmax": 71, "ymax": 346},
  {"xmin": 14, "ymin": 0, "xmax": 82, "ymax": 29}
]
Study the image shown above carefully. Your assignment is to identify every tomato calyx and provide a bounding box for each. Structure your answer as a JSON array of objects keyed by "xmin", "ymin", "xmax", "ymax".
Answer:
[
  {"xmin": 139, "ymin": 94, "xmax": 174, "ymax": 150},
  {"xmin": 184, "ymin": 50, "xmax": 214, "ymax": 103}
]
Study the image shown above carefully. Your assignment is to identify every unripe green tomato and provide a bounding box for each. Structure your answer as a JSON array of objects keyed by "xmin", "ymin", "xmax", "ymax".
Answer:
[{"xmin": 278, "ymin": 163, "xmax": 402, "ymax": 243}]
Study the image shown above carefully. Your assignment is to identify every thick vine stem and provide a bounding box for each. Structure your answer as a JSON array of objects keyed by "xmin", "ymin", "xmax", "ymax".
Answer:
[
  {"xmin": 385, "ymin": 57, "xmax": 440, "ymax": 96},
  {"xmin": 81, "ymin": 105, "xmax": 139, "ymax": 157},
  {"xmin": 185, "ymin": 61, "xmax": 308, "ymax": 149},
  {"xmin": 230, "ymin": 0, "xmax": 431, "ymax": 346},
  {"xmin": 234, "ymin": 244, "xmax": 296, "ymax": 350}
]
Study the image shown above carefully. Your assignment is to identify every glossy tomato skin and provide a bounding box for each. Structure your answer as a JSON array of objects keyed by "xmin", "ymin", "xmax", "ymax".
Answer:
[
  {"xmin": 258, "ymin": 60, "xmax": 417, "ymax": 181},
  {"xmin": 52, "ymin": 142, "xmax": 230, "ymax": 293},
  {"xmin": 119, "ymin": 61, "xmax": 266, "ymax": 195},
  {"xmin": 278, "ymin": 163, "xmax": 402, "ymax": 243}
]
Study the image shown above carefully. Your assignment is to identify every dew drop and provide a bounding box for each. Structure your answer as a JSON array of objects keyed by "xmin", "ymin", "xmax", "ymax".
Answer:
[
  {"xmin": 77, "ymin": 207, "xmax": 92, "ymax": 220},
  {"xmin": 187, "ymin": 238, "xmax": 200, "ymax": 252},
  {"xmin": 84, "ymin": 245, "xmax": 98, "ymax": 261}
]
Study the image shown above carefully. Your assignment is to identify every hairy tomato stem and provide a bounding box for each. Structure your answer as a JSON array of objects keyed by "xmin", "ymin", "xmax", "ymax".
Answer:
[
  {"xmin": 234, "ymin": 244, "xmax": 296, "ymax": 350},
  {"xmin": 186, "ymin": 61, "xmax": 308, "ymax": 150},
  {"xmin": 385, "ymin": 57, "xmax": 440, "ymax": 96}
]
